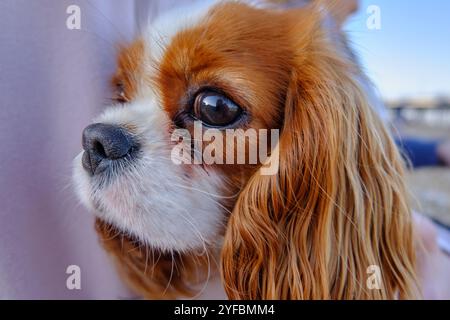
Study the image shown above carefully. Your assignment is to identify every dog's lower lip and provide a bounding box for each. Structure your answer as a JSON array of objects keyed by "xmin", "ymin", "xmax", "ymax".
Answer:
[
  {"xmin": 81, "ymin": 152, "xmax": 111, "ymax": 176},
  {"xmin": 94, "ymin": 160, "xmax": 110, "ymax": 175},
  {"xmin": 81, "ymin": 151, "xmax": 93, "ymax": 175}
]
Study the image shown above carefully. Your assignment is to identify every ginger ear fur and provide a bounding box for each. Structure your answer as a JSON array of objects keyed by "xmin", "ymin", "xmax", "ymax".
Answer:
[{"xmin": 220, "ymin": 7, "xmax": 419, "ymax": 299}]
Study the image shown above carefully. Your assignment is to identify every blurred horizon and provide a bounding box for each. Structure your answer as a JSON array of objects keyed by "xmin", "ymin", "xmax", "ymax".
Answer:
[{"xmin": 345, "ymin": 0, "xmax": 450, "ymax": 102}]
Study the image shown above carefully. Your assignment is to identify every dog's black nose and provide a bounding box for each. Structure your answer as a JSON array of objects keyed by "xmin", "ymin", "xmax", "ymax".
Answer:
[{"xmin": 82, "ymin": 123, "xmax": 135, "ymax": 174}]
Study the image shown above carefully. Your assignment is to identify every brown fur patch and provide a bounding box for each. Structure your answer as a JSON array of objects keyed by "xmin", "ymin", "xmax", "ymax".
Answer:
[{"xmin": 111, "ymin": 39, "xmax": 145, "ymax": 102}]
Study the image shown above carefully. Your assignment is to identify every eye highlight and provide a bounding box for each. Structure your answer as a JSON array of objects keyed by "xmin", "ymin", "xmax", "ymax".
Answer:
[{"xmin": 192, "ymin": 91, "xmax": 243, "ymax": 127}]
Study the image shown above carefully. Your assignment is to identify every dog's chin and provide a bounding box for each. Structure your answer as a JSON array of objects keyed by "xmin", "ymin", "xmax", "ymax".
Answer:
[
  {"xmin": 94, "ymin": 217, "xmax": 218, "ymax": 299},
  {"xmin": 72, "ymin": 151, "xmax": 226, "ymax": 253}
]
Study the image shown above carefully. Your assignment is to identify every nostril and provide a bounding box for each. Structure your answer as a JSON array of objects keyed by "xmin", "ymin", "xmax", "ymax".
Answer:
[{"xmin": 93, "ymin": 140, "xmax": 107, "ymax": 159}]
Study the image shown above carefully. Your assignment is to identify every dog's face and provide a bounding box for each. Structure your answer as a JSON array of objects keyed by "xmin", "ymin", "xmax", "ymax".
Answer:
[
  {"xmin": 73, "ymin": 2, "xmax": 419, "ymax": 299},
  {"xmin": 73, "ymin": 2, "xmax": 290, "ymax": 253}
]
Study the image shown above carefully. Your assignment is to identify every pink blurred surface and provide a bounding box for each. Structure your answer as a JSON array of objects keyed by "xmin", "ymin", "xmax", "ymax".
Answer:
[{"xmin": 0, "ymin": 0, "xmax": 137, "ymax": 299}]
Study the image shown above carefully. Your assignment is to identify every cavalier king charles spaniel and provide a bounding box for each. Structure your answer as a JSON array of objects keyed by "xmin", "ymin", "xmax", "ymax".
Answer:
[{"xmin": 73, "ymin": 0, "xmax": 420, "ymax": 299}]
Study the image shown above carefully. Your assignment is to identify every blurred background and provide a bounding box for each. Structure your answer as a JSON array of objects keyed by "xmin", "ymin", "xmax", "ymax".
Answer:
[
  {"xmin": 0, "ymin": 0, "xmax": 448, "ymax": 299},
  {"xmin": 346, "ymin": 0, "xmax": 450, "ymax": 227}
]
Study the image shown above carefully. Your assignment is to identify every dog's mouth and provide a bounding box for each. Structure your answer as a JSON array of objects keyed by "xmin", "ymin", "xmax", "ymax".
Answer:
[{"xmin": 94, "ymin": 218, "xmax": 215, "ymax": 299}]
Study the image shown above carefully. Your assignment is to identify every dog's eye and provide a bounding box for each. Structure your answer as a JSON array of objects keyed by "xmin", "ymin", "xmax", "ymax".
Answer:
[
  {"xmin": 113, "ymin": 81, "xmax": 128, "ymax": 103},
  {"xmin": 193, "ymin": 91, "xmax": 242, "ymax": 127}
]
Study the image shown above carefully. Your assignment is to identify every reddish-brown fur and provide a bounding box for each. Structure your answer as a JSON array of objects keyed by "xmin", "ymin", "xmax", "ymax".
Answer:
[{"xmin": 111, "ymin": 39, "xmax": 145, "ymax": 102}]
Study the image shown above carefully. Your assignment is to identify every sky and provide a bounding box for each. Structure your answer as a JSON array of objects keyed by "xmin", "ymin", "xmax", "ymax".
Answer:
[{"xmin": 345, "ymin": 0, "xmax": 450, "ymax": 101}]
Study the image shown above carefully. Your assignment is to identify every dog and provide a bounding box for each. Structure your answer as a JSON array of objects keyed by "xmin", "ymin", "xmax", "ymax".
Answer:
[{"xmin": 73, "ymin": 1, "xmax": 420, "ymax": 299}]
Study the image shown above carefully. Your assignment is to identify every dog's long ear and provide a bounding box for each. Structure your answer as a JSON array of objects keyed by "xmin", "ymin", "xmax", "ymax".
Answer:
[
  {"xmin": 266, "ymin": 0, "xmax": 358, "ymax": 25},
  {"xmin": 314, "ymin": 0, "xmax": 359, "ymax": 25},
  {"xmin": 220, "ymin": 8, "xmax": 419, "ymax": 299}
]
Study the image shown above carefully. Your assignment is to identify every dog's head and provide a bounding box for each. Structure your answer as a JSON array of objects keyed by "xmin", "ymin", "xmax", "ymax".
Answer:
[{"xmin": 73, "ymin": 1, "xmax": 419, "ymax": 299}]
